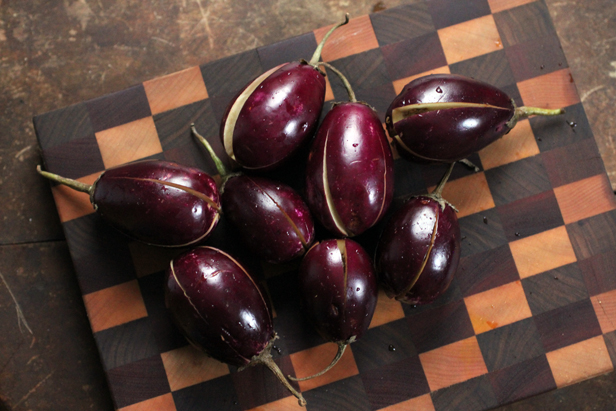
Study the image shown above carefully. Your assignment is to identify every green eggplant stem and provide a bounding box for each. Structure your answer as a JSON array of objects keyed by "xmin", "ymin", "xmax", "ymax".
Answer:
[
  {"xmin": 308, "ymin": 14, "xmax": 349, "ymax": 67},
  {"xmin": 36, "ymin": 165, "xmax": 93, "ymax": 195}
]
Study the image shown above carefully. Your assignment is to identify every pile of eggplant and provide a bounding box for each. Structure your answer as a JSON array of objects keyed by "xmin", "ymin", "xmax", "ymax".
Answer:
[{"xmin": 37, "ymin": 15, "xmax": 564, "ymax": 407}]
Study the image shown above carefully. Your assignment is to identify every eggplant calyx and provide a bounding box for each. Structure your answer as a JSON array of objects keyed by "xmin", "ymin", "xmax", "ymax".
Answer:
[
  {"xmin": 308, "ymin": 14, "xmax": 350, "ymax": 67},
  {"xmin": 246, "ymin": 335, "xmax": 307, "ymax": 407},
  {"xmin": 391, "ymin": 101, "xmax": 510, "ymax": 125},
  {"xmin": 288, "ymin": 337, "xmax": 356, "ymax": 382}
]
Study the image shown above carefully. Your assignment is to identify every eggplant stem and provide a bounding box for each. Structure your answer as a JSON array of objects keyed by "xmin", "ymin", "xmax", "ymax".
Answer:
[
  {"xmin": 191, "ymin": 124, "xmax": 230, "ymax": 177},
  {"xmin": 318, "ymin": 62, "xmax": 356, "ymax": 103},
  {"xmin": 309, "ymin": 14, "xmax": 349, "ymax": 66},
  {"xmin": 252, "ymin": 345, "xmax": 306, "ymax": 407},
  {"xmin": 36, "ymin": 165, "xmax": 94, "ymax": 195},
  {"xmin": 515, "ymin": 106, "xmax": 565, "ymax": 120},
  {"xmin": 459, "ymin": 158, "xmax": 480, "ymax": 173},
  {"xmin": 432, "ymin": 162, "xmax": 455, "ymax": 198},
  {"xmin": 288, "ymin": 339, "xmax": 352, "ymax": 381}
]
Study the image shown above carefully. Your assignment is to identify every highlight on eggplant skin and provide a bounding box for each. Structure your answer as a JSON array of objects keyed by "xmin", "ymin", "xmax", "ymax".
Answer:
[
  {"xmin": 221, "ymin": 175, "xmax": 315, "ymax": 264},
  {"xmin": 37, "ymin": 160, "xmax": 221, "ymax": 247},
  {"xmin": 385, "ymin": 74, "xmax": 564, "ymax": 164}
]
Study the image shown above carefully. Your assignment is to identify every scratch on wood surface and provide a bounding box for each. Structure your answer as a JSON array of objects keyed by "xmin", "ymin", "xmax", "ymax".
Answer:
[
  {"xmin": 194, "ymin": 0, "xmax": 215, "ymax": 50},
  {"xmin": 580, "ymin": 85, "xmax": 606, "ymax": 102},
  {"xmin": 14, "ymin": 371, "xmax": 54, "ymax": 407},
  {"xmin": 0, "ymin": 271, "xmax": 33, "ymax": 336}
]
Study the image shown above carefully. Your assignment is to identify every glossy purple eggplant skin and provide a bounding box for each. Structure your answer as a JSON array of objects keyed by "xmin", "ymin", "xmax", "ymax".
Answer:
[
  {"xmin": 165, "ymin": 246, "xmax": 274, "ymax": 367},
  {"xmin": 222, "ymin": 175, "xmax": 315, "ymax": 264},
  {"xmin": 385, "ymin": 74, "xmax": 515, "ymax": 163},
  {"xmin": 220, "ymin": 61, "xmax": 326, "ymax": 170},
  {"xmin": 92, "ymin": 160, "xmax": 220, "ymax": 247},
  {"xmin": 305, "ymin": 102, "xmax": 394, "ymax": 237},
  {"xmin": 298, "ymin": 239, "xmax": 378, "ymax": 342},
  {"xmin": 375, "ymin": 196, "xmax": 461, "ymax": 305}
]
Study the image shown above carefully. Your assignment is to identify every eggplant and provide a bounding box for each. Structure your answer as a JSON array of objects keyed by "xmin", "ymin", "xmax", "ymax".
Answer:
[
  {"xmin": 385, "ymin": 74, "xmax": 564, "ymax": 163},
  {"xmin": 37, "ymin": 160, "xmax": 220, "ymax": 247},
  {"xmin": 165, "ymin": 246, "xmax": 306, "ymax": 406},
  {"xmin": 220, "ymin": 15, "xmax": 349, "ymax": 171},
  {"xmin": 193, "ymin": 126, "xmax": 315, "ymax": 263},
  {"xmin": 375, "ymin": 163, "xmax": 460, "ymax": 305},
  {"xmin": 293, "ymin": 239, "xmax": 377, "ymax": 379},
  {"xmin": 305, "ymin": 63, "xmax": 394, "ymax": 237}
]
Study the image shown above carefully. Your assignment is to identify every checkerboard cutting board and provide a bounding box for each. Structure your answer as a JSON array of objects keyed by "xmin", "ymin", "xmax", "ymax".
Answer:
[{"xmin": 34, "ymin": 1, "xmax": 616, "ymax": 410}]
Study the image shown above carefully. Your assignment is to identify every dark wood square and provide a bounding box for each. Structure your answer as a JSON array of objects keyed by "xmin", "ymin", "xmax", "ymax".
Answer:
[
  {"xmin": 459, "ymin": 208, "xmax": 509, "ymax": 258},
  {"xmin": 33, "ymin": 102, "xmax": 94, "ymax": 150},
  {"xmin": 257, "ymin": 32, "xmax": 317, "ymax": 70},
  {"xmin": 381, "ymin": 32, "xmax": 447, "ymax": 81},
  {"xmin": 106, "ymin": 354, "xmax": 171, "ymax": 409},
  {"xmin": 393, "ymin": 160, "xmax": 429, "ymax": 199},
  {"xmin": 200, "ymin": 49, "xmax": 263, "ymax": 97},
  {"xmin": 484, "ymin": 155, "xmax": 552, "ymax": 207},
  {"xmin": 456, "ymin": 245, "xmax": 520, "ymax": 297},
  {"xmin": 449, "ymin": 50, "xmax": 515, "ymax": 89},
  {"xmin": 488, "ymin": 355, "xmax": 556, "ymax": 405},
  {"xmin": 542, "ymin": 139, "xmax": 606, "ymax": 188},
  {"xmin": 578, "ymin": 250, "xmax": 616, "ymax": 297},
  {"xmin": 172, "ymin": 375, "xmax": 240, "ymax": 411},
  {"xmin": 95, "ymin": 317, "xmax": 160, "ymax": 371},
  {"xmin": 231, "ymin": 356, "xmax": 296, "ymax": 409},
  {"xmin": 64, "ymin": 214, "xmax": 137, "ymax": 294},
  {"xmin": 85, "ymin": 84, "xmax": 152, "ymax": 133},
  {"xmin": 522, "ymin": 263, "xmax": 589, "ymax": 316},
  {"xmin": 328, "ymin": 48, "xmax": 391, "ymax": 96},
  {"xmin": 138, "ymin": 271, "xmax": 187, "ymax": 353},
  {"xmin": 266, "ymin": 273, "xmax": 323, "ymax": 355},
  {"xmin": 531, "ymin": 103, "xmax": 593, "ymax": 152},
  {"xmin": 497, "ymin": 189, "xmax": 564, "ymax": 241},
  {"xmin": 476, "ymin": 318, "xmax": 544, "ymax": 372},
  {"xmin": 605, "ymin": 331, "xmax": 616, "ymax": 367},
  {"xmin": 406, "ymin": 299, "xmax": 475, "ymax": 354},
  {"xmin": 42, "ymin": 135, "xmax": 105, "ymax": 179},
  {"xmin": 567, "ymin": 210, "xmax": 616, "ymax": 260},
  {"xmin": 421, "ymin": 154, "xmax": 485, "ymax": 187},
  {"xmin": 427, "ymin": 0, "xmax": 491, "ymax": 29},
  {"xmin": 153, "ymin": 99, "xmax": 212, "ymax": 151},
  {"xmin": 369, "ymin": 2, "xmax": 435, "ymax": 46},
  {"xmin": 506, "ymin": 35, "xmax": 568, "ymax": 83},
  {"xmin": 351, "ymin": 318, "xmax": 417, "ymax": 373},
  {"xmin": 353, "ymin": 81, "xmax": 397, "ymax": 122},
  {"xmin": 431, "ymin": 375, "xmax": 498, "ymax": 411},
  {"xmin": 493, "ymin": 1, "xmax": 557, "ymax": 47},
  {"xmin": 360, "ymin": 356, "xmax": 430, "ymax": 410},
  {"xmin": 304, "ymin": 376, "xmax": 371, "ymax": 411},
  {"xmin": 534, "ymin": 299, "xmax": 602, "ymax": 352}
]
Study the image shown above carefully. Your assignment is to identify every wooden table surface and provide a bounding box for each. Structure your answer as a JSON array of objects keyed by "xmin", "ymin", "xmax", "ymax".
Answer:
[{"xmin": 1, "ymin": 1, "xmax": 615, "ymax": 410}]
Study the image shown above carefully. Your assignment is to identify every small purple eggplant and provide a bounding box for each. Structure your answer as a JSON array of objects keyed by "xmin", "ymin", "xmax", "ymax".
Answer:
[
  {"xmin": 375, "ymin": 163, "xmax": 460, "ymax": 305},
  {"xmin": 220, "ymin": 15, "xmax": 349, "ymax": 171},
  {"xmin": 165, "ymin": 246, "xmax": 306, "ymax": 406},
  {"xmin": 305, "ymin": 63, "xmax": 394, "ymax": 237},
  {"xmin": 385, "ymin": 74, "xmax": 564, "ymax": 163},
  {"xmin": 193, "ymin": 126, "xmax": 315, "ymax": 263},
  {"xmin": 37, "ymin": 160, "xmax": 220, "ymax": 247},
  {"xmin": 292, "ymin": 239, "xmax": 377, "ymax": 380}
]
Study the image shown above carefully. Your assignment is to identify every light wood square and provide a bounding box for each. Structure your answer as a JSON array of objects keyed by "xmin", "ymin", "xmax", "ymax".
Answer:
[
  {"xmin": 546, "ymin": 335, "xmax": 613, "ymax": 388},
  {"xmin": 438, "ymin": 15, "xmax": 504, "ymax": 65},
  {"xmin": 517, "ymin": 68, "xmax": 580, "ymax": 110},
  {"xmin": 368, "ymin": 288, "xmax": 406, "ymax": 329},
  {"xmin": 83, "ymin": 279, "xmax": 148, "ymax": 333},
  {"xmin": 554, "ymin": 174, "xmax": 616, "ymax": 225},
  {"xmin": 143, "ymin": 66, "xmax": 208, "ymax": 115},
  {"xmin": 96, "ymin": 117, "xmax": 162, "ymax": 169},
  {"xmin": 464, "ymin": 280, "xmax": 532, "ymax": 334},
  {"xmin": 118, "ymin": 393, "xmax": 177, "ymax": 411},
  {"xmin": 479, "ymin": 119, "xmax": 540, "ymax": 170},
  {"xmin": 377, "ymin": 393, "xmax": 435, "ymax": 411},
  {"xmin": 509, "ymin": 226, "xmax": 577, "ymax": 278},
  {"xmin": 161, "ymin": 344, "xmax": 229, "ymax": 391},
  {"xmin": 592, "ymin": 290, "xmax": 616, "ymax": 334},
  {"xmin": 438, "ymin": 172, "xmax": 496, "ymax": 218}
]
